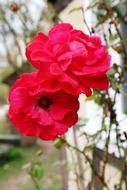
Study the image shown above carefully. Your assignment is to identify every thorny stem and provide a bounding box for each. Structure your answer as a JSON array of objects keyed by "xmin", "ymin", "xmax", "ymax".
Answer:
[
  {"xmin": 64, "ymin": 139, "xmax": 110, "ymax": 190},
  {"xmin": 113, "ymin": 19, "xmax": 127, "ymax": 55},
  {"xmin": 30, "ymin": 175, "xmax": 41, "ymax": 190},
  {"xmin": 100, "ymin": 92, "xmax": 114, "ymax": 181}
]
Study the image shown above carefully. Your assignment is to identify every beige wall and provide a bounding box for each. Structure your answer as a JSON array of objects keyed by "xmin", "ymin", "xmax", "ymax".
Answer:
[{"xmin": 60, "ymin": 0, "xmax": 85, "ymax": 31}]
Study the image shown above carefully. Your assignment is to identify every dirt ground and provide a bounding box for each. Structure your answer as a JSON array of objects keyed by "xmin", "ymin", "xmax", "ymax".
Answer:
[{"xmin": 0, "ymin": 171, "xmax": 30, "ymax": 190}]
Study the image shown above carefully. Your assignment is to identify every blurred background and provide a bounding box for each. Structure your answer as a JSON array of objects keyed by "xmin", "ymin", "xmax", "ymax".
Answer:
[
  {"xmin": 0, "ymin": 1, "xmax": 66, "ymax": 190},
  {"xmin": 1, "ymin": 0, "xmax": 127, "ymax": 190}
]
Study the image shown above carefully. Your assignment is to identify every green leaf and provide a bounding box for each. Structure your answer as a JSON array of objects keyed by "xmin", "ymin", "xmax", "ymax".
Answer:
[
  {"xmin": 109, "ymin": 34, "xmax": 118, "ymax": 42},
  {"xmin": 54, "ymin": 138, "xmax": 63, "ymax": 149},
  {"xmin": 86, "ymin": 93, "xmax": 97, "ymax": 101},
  {"xmin": 31, "ymin": 163, "xmax": 43, "ymax": 180}
]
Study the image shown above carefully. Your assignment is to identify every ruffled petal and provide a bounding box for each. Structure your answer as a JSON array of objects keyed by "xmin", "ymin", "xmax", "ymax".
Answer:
[
  {"xmin": 48, "ymin": 23, "xmax": 73, "ymax": 43},
  {"xmin": 35, "ymin": 32, "xmax": 48, "ymax": 42},
  {"xmin": 49, "ymin": 91, "xmax": 79, "ymax": 120},
  {"xmin": 54, "ymin": 122, "xmax": 69, "ymax": 135},
  {"xmin": 81, "ymin": 75, "xmax": 109, "ymax": 90},
  {"xmin": 9, "ymin": 87, "xmax": 33, "ymax": 114},
  {"xmin": 63, "ymin": 112, "xmax": 78, "ymax": 126},
  {"xmin": 71, "ymin": 55, "xmax": 111, "ymax": 76},
  {"xmin": 30, "ymin": 107, "xmax": 53, "ymax": 126},
  {"xmin": 57, "ymin": 52, "xmax": 72, "ymax": 70}
]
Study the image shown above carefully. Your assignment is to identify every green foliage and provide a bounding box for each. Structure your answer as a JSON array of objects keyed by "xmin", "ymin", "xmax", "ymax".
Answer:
[
  {"xmin": 31, "ymin": 163, "xmax": 43, "ymax": 180},
  {"xmin": 87, "ymin": 90, "xmax": 104, "ymax": 105},
  {"xmin": 0, "ymin": 147, "xmax": 23, "ymax": 166},
  {"xmin": 7, "ymin": 147, "xmax": 23, "ymax": 160},
  {"xmin": 0, "ymin": 83, "xmax": 10, "ymax": 103},
  {"xmin": 96, "ymin": 12, "xmax": 110, "ymax": 25},
  {"xmin": 54, "ymin": 138, "xmax": 63, "ymax": 149},
  {"xmin": 109, "ymin": 34, "xmax": 118, "ymax": 43},
  {"xmin": 0, "ymin": 66, "xmax": 14, "ymax": 83},
  {"xmin": 23, "ymin": 161, "xmax": 43, "ymax": 181},
  {"xmin": 29, "ymin": 186, "xmax": 61, "ymax": 190}
]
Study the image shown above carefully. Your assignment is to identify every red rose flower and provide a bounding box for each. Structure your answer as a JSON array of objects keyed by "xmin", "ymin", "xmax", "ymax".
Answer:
[
  {"xmin": 8, "ymin": 72, "xmax": 79, "ymax": 140},
  {"xmin": 26, "ymin": 23, "xmax": 111, "ymax": 96}
]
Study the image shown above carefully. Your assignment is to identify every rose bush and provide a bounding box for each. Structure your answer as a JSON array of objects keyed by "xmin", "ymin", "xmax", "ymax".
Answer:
[
  {"xmin": 26, "ymin": 23, "xmax": 110, "ymax": 96},
  {"xmin": 8, "ymin": 72, "xmax": 79, "ymax": 140}
]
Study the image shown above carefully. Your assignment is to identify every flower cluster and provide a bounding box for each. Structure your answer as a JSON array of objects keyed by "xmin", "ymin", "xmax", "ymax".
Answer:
[{"xmin": 8, "ymin": 23, "xmax": 110, "ymax": 140}]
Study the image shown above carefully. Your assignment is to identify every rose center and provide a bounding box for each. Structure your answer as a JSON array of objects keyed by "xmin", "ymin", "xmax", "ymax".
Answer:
[{"xmin": 38, "ymin": 96, "xmax": 51, "ymax": 110}]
